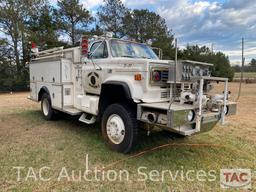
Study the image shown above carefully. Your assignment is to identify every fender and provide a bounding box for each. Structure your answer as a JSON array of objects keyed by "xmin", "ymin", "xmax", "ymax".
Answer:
[
  {"xmin": 97, "ymin": 81, "xmax": 136, "ymax": 120},
  {"xmin": 103, "ymin": 75, "xmax": 144, "ymax": 100},
  {"xmin": 102, "ymin": 81, "xmax": 132, "ymax": 99},
  {"xmin": 38, "ymin": 86, "xmax": 50, "ymax": 101}
]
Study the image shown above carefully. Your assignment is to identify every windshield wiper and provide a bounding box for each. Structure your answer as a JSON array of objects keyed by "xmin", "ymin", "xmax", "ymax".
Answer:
[
  {"xmin": 121, "ymin": 55, "xmax": 135, "ymax": 58},
  {"xmin": 140, "ymin": 56, "xmax": 151, "ymax": 59}
]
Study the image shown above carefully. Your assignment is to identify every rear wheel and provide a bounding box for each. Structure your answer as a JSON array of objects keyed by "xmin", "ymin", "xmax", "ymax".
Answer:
[
  {"xmin": 101, "ymin": 103, "xmax": 138, "ymax": 153},
  {"xmin": 41, "ymin": 93, "xmax": 56, "ymax": 120}
]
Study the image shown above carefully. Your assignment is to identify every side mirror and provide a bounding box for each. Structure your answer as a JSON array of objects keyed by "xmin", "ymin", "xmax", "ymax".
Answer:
[{"xmin": 87, "ymin": 52, "xmax": 92, "ymax": 59}]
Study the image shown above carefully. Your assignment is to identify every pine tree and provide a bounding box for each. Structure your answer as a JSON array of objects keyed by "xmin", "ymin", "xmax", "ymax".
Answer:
[{"xmin": 56, "ymin": 0, "xmax": 93, "ymax": 45}]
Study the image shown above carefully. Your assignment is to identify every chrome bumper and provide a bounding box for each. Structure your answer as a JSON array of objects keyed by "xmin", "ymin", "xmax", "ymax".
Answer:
[
  {"xmin": 137, "ymin": 76, "xmax": 237, "ymax": 136},
  {"xmin": 137, "ymin": 101, "xmax": 237, "ymax": 136}
]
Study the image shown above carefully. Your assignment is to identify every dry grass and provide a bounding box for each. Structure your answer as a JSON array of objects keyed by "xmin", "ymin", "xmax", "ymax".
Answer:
[
  {"xmin": 0, "ymin": 83, "xmax": 255, "ymax": 191},
  {"xmin": 234, "ymin": 72, "xmax": 256, "ymax": 79}
]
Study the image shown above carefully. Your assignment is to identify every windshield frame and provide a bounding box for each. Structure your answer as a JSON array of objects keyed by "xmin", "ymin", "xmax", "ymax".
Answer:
[{"xmin": 109, "ymin": 39, "xmax": 159, "ymax": 60}]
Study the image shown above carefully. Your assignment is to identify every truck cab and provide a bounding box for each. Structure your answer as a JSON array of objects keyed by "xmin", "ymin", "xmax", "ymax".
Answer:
[{"xmin": 29, "ymin": 33, "xmax": 237, "ymax": 153}]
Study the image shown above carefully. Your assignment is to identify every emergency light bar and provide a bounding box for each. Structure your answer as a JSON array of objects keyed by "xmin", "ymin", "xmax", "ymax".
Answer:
[{"xmin": 81, "ymin": 36, "xmax": 89, "ymax": 57}]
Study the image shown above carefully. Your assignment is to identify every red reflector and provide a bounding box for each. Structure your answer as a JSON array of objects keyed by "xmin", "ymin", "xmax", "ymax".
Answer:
[
  {"xmin": 82, "ymin": 50, "xmax": 88, "ymax": 55},
  {"xmin": 31, "ymin": 42, "xmax": 37, "ymax": 49},
  {"xmin": 82, "ymin": 39, "xmax": 88, "ymax": 44},
  {"xmin": 81, "ymin": 36, "xmax": 89, "ymax": 56},
  {"xmin": 82, "ymin": 43, "xmax": 88, "ymax": 47}
]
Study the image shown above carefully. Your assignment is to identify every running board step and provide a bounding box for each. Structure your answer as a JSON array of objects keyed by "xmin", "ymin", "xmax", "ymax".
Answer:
[
  {"xmin": 79, "ymin": 113, "xmax": 96, "ymax": 124},
  {"xmin": 61, "ymin": 106, "xmax": 82, "ymax": 116}
]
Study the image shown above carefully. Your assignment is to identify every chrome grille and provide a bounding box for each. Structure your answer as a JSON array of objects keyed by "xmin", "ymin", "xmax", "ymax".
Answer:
[
  {"xmin": 161, "ymin": 91, "xmax": 170, "ymax": 98},
  {"xmin": 161, "ymin": 71, "xmax": 169, "ymax": 82}
]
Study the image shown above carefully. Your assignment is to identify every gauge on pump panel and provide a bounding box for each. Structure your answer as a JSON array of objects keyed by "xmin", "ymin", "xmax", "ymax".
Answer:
[
  {"xmin": 204, "ymin": 69, "xmax": 210, "ymax": 76},
  {"xmin": 192, "ymin": 68, "xmax": 197, "ymax": 76},
  {"xmin": 189, "ymin": 65, "xmax": 193, "ymax": 72},
  {"xmin": 187, "ymin": 73, "xmax": 190, "ymax": 80},
  {"xmin": 191, "ymin": 67, "xmax": 194, "ymax": 76},
  {"xmin": 182, "ymin": 72, "xmax": 186, "ymax": 80},
  {"xmin": 199, "ymin": 68, "xmax": 204, "ymax": 76}
]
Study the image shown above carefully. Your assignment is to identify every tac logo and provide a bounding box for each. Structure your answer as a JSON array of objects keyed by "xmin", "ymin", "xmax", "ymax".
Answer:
[{"xmin": 220, "ymin": 169, "xmax": 251, "ymax": 189}]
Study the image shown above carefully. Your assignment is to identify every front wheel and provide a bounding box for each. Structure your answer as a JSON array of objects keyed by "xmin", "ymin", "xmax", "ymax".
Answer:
[{"xmin": 101, "ymin": 103, "xmax": 138, "ymax": 153}]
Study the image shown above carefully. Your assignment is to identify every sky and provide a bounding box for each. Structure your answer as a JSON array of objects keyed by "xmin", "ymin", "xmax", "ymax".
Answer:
[{"xmin": 71, "ymin": 0, "xmax": 256, "ymax": 66}]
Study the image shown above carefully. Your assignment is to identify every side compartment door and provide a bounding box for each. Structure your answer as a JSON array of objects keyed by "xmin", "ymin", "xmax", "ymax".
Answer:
[{"xmin": 52, "ymin": 84, "xmax": 62, "ymax": 109}]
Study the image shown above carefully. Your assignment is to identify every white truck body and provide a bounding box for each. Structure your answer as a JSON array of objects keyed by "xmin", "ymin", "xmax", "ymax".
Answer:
[{"xmin": 29, "ymin": 35, "xmax": 237, "ymax": 153}]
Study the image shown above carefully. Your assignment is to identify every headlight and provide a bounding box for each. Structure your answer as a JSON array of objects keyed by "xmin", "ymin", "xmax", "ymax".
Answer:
[
  {"xmin": 152, "ymin": 71, "xmax": 161, "ymax": 81},
  {"xmin": 187, "ymin": 110, "xmax": 195, "ymax": 122}
]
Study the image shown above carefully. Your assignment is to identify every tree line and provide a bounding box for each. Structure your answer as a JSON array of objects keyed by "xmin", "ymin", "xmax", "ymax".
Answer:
[
  {"xmin": 232, "ymin": 58, "xmax": 256, "ymax": 73},
  {"xmin": 0, "ymin": 0, "xmax": 235, "ymax": 92}
]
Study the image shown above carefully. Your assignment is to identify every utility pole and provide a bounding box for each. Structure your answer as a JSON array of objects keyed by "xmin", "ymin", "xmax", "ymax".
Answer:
[
  {"xmin": 237, "ymin": 38, "xmax": 245, "ymax": 101},
  {"xmin": 211, "ymin": 43, "xmax": 214, "ymax": 53}
]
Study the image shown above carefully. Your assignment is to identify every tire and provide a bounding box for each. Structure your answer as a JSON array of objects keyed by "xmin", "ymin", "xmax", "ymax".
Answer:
[
  {"xmin": 101, "ymin": 103, "xmax": 138, "ymax": 154},
  {"xmin": 41, "ymin": 93, "xmax": 56, "ymax": 121}
]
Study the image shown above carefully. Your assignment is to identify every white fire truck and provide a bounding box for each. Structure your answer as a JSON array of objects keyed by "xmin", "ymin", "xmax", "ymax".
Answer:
[{"xmin": 29, "ymin": 33, "xmax": 237, "ymax": 153}]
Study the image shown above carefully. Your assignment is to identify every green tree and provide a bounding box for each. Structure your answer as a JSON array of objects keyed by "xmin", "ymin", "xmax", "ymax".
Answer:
[
  {"xmin": 56, "ymin": 0, "xmax": 93, "ymax": 45},
  {"xmin": 97, "ymin": 0, "xmax": 128, "ymax": 37},
  {"xmin": 123, "ymin": 9, "xmax": 174, "ymax": 59},
  {"xmin": 27, "ymin": 5, "xmax": 63, "ymax": 49},
  {"xmin": 250, "ymin": 58, "xmax": 256, "ymax": 67},
  {"xmin": 0, "ymin": 0, "xmax": 44, "ymax": 74},
  {"xmin": 0, "ymin": 38, "xmax": 16, "ymax": 91},
  {"xmin": 90, "ymin": 24, "xmax": 104, "ymax": 36}
]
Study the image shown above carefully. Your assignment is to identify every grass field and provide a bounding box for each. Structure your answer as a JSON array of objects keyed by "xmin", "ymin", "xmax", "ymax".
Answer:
[
  {"xmin": 234, "ymin": 72, "xmax": 256, "ymax": 79},
  {"xmin": 0, "ymin": 83, "xmax": 255, "ymax": 191}
]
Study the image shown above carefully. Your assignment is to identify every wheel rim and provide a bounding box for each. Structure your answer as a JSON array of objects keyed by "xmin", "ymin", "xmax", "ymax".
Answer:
[
  {"xmin": 42, "ymin": 98, "xmax": 49, "ymax": 116},
  {"xmin": 106, "ymin": 114, "xmax": 125, "ymax": 144}
]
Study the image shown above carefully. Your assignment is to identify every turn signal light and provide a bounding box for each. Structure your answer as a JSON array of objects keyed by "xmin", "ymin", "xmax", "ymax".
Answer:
[{"xmin": 134, "ymin": 74, "xmax": 142, "ymax": 81}]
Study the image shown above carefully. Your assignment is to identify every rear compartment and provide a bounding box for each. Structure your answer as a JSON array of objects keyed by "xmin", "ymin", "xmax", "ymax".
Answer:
[{"xmin": 29, "ymin": 47, "xmax": 83, "ymax": 115}]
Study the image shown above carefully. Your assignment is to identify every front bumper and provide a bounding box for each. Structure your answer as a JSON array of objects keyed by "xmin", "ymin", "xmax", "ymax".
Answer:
[
  {"xmin": 138, "ymin": 76, "xmax": 237, "ymax": 136},
  {"xmin": 137, "ymin": 101, "xmax": 237, "ymax": 136}
]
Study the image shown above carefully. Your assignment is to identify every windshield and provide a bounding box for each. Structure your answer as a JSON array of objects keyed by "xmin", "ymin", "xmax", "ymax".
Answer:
[{"xmin": 110, "ymin": 39, "xmax": 159, "ymax": 60}]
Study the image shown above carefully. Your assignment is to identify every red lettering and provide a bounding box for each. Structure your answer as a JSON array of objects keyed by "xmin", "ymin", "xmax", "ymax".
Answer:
[
  {"xmin": 239, "ymin": 173, "xmax": 248, "ymax": 182},
  {"xmin": 223, "ymin": 172, "xmax": 232, "ymax": 182},
  {"xmin": 230, "ymin": 173, "xmax": 239, "ymax": 182}
]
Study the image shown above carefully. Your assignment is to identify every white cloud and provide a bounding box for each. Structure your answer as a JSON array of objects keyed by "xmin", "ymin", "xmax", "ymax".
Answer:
[
  {"xmin": 49, "ymin": 0, "xmax": 256, "ymax": 64},
  {"xmin": 154, "ymin": 0, "xmax": 256, "ymax": 65},
  {"xmin": 80, "ymin": 0, "xmax": 126, "ymax": 9},
  {"xmin": 81, "ymin": 0, "xmax": 103, "ymax": 9},
  {"xmin": 125, "ymin": 0, "xmax": 157, "ymax": 6}
]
